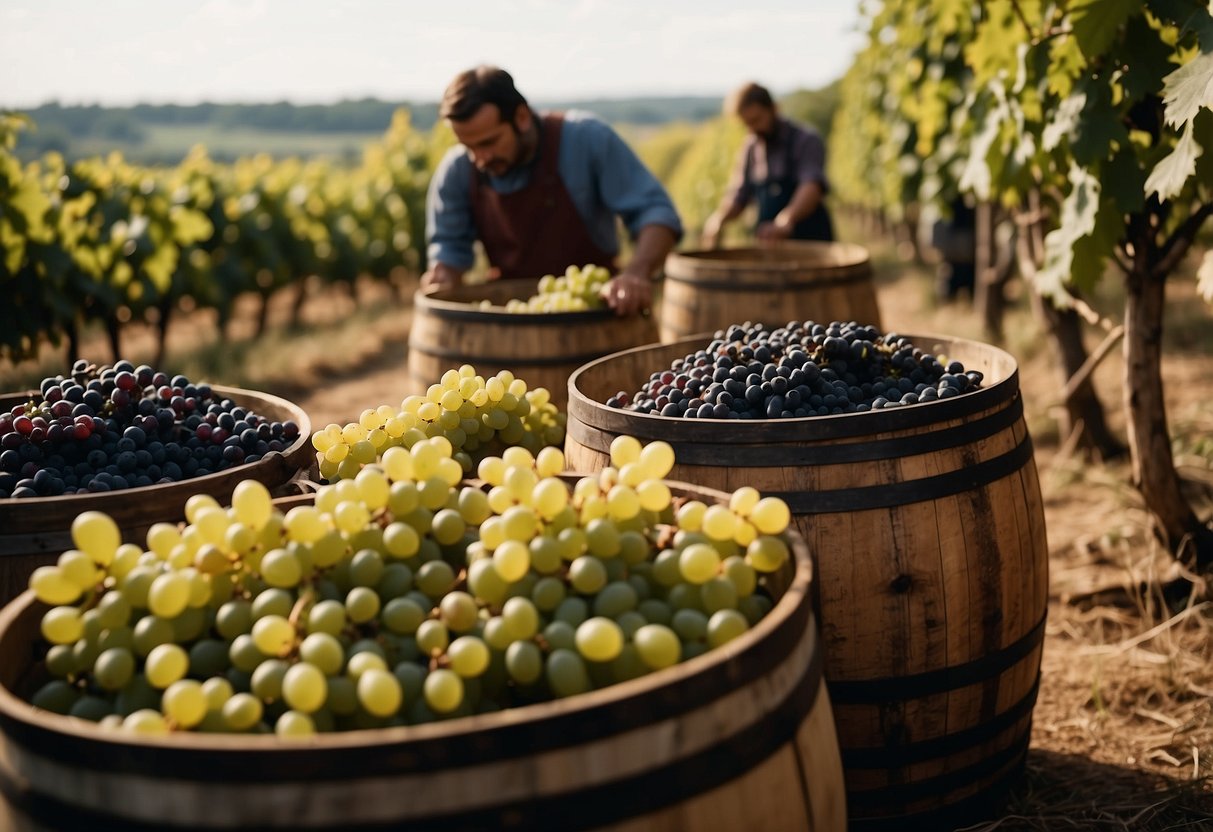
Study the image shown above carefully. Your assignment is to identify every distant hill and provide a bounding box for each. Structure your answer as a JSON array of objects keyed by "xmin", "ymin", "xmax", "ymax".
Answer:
[{"xmin": 7, "ymin": 96, "xmax": 724, "ymax": 164}]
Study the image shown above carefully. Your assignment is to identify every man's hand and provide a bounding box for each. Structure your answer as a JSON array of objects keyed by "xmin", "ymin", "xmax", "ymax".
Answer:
[
  {"xmin": 600, "ymin": 272, "xmax": 651, "ymax": 317},
  {"xmin": 420, "ymin": 262, "xmax": 464, "ymax": 294},
  {"xmin": 756, "ymin": 218, "xmax": 793, "ymax": 242}
]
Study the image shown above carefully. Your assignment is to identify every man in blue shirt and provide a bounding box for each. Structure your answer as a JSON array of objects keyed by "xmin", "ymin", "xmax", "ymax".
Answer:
[
  {"xmin": 422, "ymin": 66, "xmax": 682, "ymax": 315},
  {"xmin": 701, "ymin": 82, "xmax": 834, "ymax": 247}
]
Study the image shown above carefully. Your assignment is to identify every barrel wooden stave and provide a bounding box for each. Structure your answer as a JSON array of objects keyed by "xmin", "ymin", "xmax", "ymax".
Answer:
[
  {"xmin": 0, "ymin": 482, "xmax": 845, "ymax": 831},
  {"xmin": 0, "ymin": 386, "xmax": 312, "ymax": 606},
  {"xmin": 563, "ymin": 333, "xmax": 1048, "ymax": 826},
  {"xmin": 407, "ymin": 279, "xmax": 659, "ymax": 408},
  {"xmin": 659, "ymin": 242, "xmax": 881, "ymax": 343}
]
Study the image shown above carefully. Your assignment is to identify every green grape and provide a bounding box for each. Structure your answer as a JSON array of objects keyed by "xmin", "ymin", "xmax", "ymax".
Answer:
[
  {"xmin": 568, "ymin": 556, "xmax": 607, "ymax": 595},
  {"xmin": 250, "ymin": 659, "xmax": 289, "ymax": 702},
  {"xmin": 554, "ymin": 596, "xmax": 589, "ymax": 628},
  {"xmin": 260, "ymin": 548, "xmax": 303, "ymax": 589},
  {"xmin": 467, "ymin": 559, "xmax": 509, "ymax": 607},
  {"xmin": 501, "ymin": 597, "xmax": 540, "ymax": 641},
  {"xmin": 251, "ymin": 615, "xmax": 295, "ymax": 657},
  {"xmin": 41, "ymin": 606, "xmax": 84, "ymax": 645},
  {"xmin": 707, "ymin": 609, "xmax": 749, "ymax": 648},
  {"xmin": 145, "ymin": 643, "xmax": 188, "ymax": 689},
  {"xmin": 593, "ymin": 581, "xmax": 639, "ymax": 618},
  {"xmin": 189, "ymin": 639, "xmax": 231, "ymax": 678},
  {"xmin": 57, "ymin": 549, "xmax": 98, "ymax": 591},
  {"xmin": 381, "ymin": 597, "xmax": 426, "ymax": 635},
  {"xmin": 545, "ymin": 649, "xmax": 590, "ymax": 698},
  {"xmin": 679, "ymin": 543, "xmax": 721, "ymax": 585},
  {"xmin": 492, "ymin": 539, "xmax": 530, "ymax": 583},
  {"xmin": 634, "ymin": 624, "xmax": 681, "ymax": 670},
  {"xmin": 231, "ymin": 480, "xmax": 272, "ymax": 529},
  {"xmin": 383, "ymin": 522, "xmax": 420, "ymax": 559},
  {"xmin": 29, "ymin": 566, "xmax": 83, "ymax": 606},
  {"xmin": 746, "ymin": 536, "xmax": 790, "ymax": 573},
  {"xmin": 423, "ymin": 668, "xmax": 463, "ymax": 713},
  {"xmin": 700, "ymin": 577, "xmax": 739, "ymax": 614},
  {"xmin": 162, "ymin": 680, "xmax": 207, "ymax": 728},
  {"xmin": 346, "ymin": 652, "xmax": 388, "ymax": 680},
  {"xmin": 202, "ymin": 677, "xmax": 234, "ymax": 710},
  {"xmin": 347, "ymin": 548, "xmax": 385, "ymax": 588},
  {"xmin": 723, "ymin": 556, "xmax": 757, "ymax": 597},
  {"xmin": 70, "ymin": 695, "xmax": 114, "ymax": 722},
  {"xmin": 283, "ymin": 662, "xmax": 328, "ymax": 713},
  {"xmin": 276, "ymin": 710, "xmax": 316, "ymax": 738},
  {"xmin": 448, "ymin": 636, "xmax": 490, "ymax": 678},
  {"xmin": 251, "ymin": 588, "xmax": 294, "ymax": 620},
  {"xmin": 584, "ymin": 519, "xmax": 621, "ymax": 558},
  {"xmin": 307, "ymin": 600, "xmax": 346, "ymax": 637},
  {"xmin": 299, "ymin": 633, "xmax": 345, "ymax": 676},
  {"xmin": 45, "ymin": 644, "xmax": 78, "ymax": 677},
  {"xmin": 503, "ymin": 641, "xmax": 542, "ymax": 685},
  {"xmin": 531, "ymin": 576, "xmax": 566, "ymax": 612},
  {"xmin": 222, "ymin": 692, "xmax": 263, "ymax": 731},
  {"xmin": 415, "ymin": 560, "xmax": 455, "ymax": 599},
  {"xmin": 738, "ymin": 594, "xmax": 774, "ymax": 625},
  {"xmin": 671, "ymin": 609, "xmax": 709, "ymax": 643},
  {"xmin": 542, "ymin": 620, "xmax": 576, "ymax": 651},
  {"xmin": 71, "ymin": 511, "xmax": 120, "ymax": 566},
  {"xmin": 415, "ymin": 620, "xmax": 450, "ymax": 656},
  {"xmin": 93, "ymin": 648, "xmax": 135, "ymax": 691},
  {"xmin": 123, "ymin": 709, "xmax": 170, "ymax": 735},
  {"xmin": 31, "ymin": 680, "xmax": 80, "ymax": 714},
  {"xmin": 393, "ymin": 662, "xmax": 427, "ymax": 703},
  {"xmin": 749, "ymin": 497, "xmax": 791, "ymax": 535},
  {"xmin": 345, "ymin": 587, "xmax": 381, "ymax": 624},
  {"xmin": 132, "ymin": 616, "xmax": 174, "ymax": 657},
  {"xmin": 229, "ymin": 634, "xmax": 267, "ymax": 673},
  {"xmin": 575, "ymin": 617, "xmax": 624, "ymax": 662},
  {"xmin": 438, "ymin": 591, "xmax": 478, "ymax": 632}
]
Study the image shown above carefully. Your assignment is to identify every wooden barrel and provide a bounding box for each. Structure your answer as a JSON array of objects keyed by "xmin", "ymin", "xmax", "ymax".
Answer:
[
  {"xmin": 564, "ymin": 334, "xmax": 1048, "ymax": 828},
  {"xmin": 0, "ymin": 387, "xmax": 312, "ymax": 607},
  {"xmin": 659, "ymin": 242, "xmax": 881, "ymax": 343},
  {"xmin": 0, "ymin": 481, "xmax": 846, "ymax": 831},
  {"xmin": 408, "ymin": 278, "xmax": 658, "ymax": 408}
]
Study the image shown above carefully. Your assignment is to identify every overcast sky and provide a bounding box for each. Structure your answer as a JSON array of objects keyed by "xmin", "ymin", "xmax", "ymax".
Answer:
[{"xmin": 1, "ymin": 1, "xmax": 864, "ymax": 107}]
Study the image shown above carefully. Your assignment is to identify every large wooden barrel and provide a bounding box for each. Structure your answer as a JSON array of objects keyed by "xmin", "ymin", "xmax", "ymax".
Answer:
[
  {"xmin": 0, "ymin": 387, "xmax": 312, "ymax": 607},
  {"xmin": 659, "ymin": 242, "xmax": 881, "ymax": 343},
  {"xmin": 408, "ymin": 278, "xmax": 658, "ymax": 408},
  {"xmin": 564, "ymin": 333, "xmax": 1048, "ymax": 828},
  {"xmin": 0, "ymin": 481, "xmax": 846, "ymax": 831}
]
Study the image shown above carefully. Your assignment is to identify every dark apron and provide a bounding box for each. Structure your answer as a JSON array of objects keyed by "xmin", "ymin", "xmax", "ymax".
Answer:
[
  {"xmin": 754, "ymin": 137, "xmax": 834, "ymax": 242},
  {"xmin": 469, "ymin": 113, "xmax": 617, "ymax": 280}
]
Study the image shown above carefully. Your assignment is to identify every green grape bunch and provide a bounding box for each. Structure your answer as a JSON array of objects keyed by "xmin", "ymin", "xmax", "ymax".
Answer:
[
  {"xmin": 24, "ymin": 436, "xmax": 793, "ymax": 738},
  {"xmin": 311, "ymin": 365, "xmax": 566, "ymax": 483},
  {"xmin": 479, "ymin": 264, "xmax": 611, "ymax": 313}
]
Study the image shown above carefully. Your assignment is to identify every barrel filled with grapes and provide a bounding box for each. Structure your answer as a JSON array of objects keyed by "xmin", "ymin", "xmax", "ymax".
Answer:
[
  {"xmin": 564, "ymin": 321, "xmax": 1048, "ymax": 827},
  {"xmin": 0, "ymin": 439, "xmax": 846, "ymax": 831},
  {"xmin": 0, "ymin": 360, "xmax": 312, "ymax": 606},
  {"xmin": 659, "ymin": 242, "xmax": 880, "ymax": 343},
  {"xmin": 408, "ymin": 268, "xmax": 658, "ymax": 408}
]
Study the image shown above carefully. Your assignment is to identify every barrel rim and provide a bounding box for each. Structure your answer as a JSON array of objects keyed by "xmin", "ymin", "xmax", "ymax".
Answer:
[
  {"xmin": 0, "ymin": 480, "xmax": 815, "ymax": 762},
  {"xmin": 665, "ymin": 241, "xmax": 871, "ymax": 276},
  {"xmin": 414, "ymin": 278, "xmax": 643, "ymax": 325},
  {"xmin": 0, "ymin": 385, "xmax": 313, "ymax": 517},
  {"xmin": 567, "ymin": 330, "xmax": 1021, "ymax": 442}
]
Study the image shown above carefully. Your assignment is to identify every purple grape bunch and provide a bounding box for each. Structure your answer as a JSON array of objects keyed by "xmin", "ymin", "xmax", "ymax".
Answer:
[
  {"xmin": 607, "ymin": 320, "xmax": 984, "ymax": 420},
  {"xmin": 0, "ymin": 359, "xmax": 300, "ymax": 498}
]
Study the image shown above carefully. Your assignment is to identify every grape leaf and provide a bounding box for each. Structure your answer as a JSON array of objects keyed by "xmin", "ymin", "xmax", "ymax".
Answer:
[
  {"xmin": 1043, "ymin": 92, "xmax": 1086, "ymax": 152},
  {"xmin": 1120, "ymin": 13, "xmax": 1180, "ymax": 101},
  {"xmin": 1161, "ymin": 50, "xmax": 1213, "ymax": 128},
  {"xmin": 1070, "ymin": 0, "xmax": 1142, "ymax": 60},
  {"xmin": 1073, "ymin": 82, "xmax": 1132, "ymax": 165},
  {"xmin": 1036, "ymin": 163, "xmax": 1103, "ymax": 301},
  {"xmin": 1104, "ymin": 147, "xmax": 1148, "ymax": 213},
  {"xmin": 1145, "ymin": 120, "xmax": 1203, "ymax": 198},
  {"xmin": 1198, "ymin": 249, "xmax": 1213, "ymax": 303},
  {"xmin": 1047, "ymin": 36, "xmax": 1088, "ymax": 97}
]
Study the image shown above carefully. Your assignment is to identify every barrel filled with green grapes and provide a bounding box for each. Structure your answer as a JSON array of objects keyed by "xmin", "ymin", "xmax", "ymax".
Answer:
[
  {"xmin": 659, "ymin": 242, "xmax": 880, "ymax": 344},
  {"xmin": 0, "ymin": 361, "xmax": 313, "ymax": 607},
  {"xmin": 408, "ymin": 268, "xmax": 658, "ymax": 408},
  {"xmin": 564, "ymin": 321, "xmax": 1048, "ymax": 828},
  {"xmin": 0, "ymin": 439, "xmax": 846, "ymax": 830}
]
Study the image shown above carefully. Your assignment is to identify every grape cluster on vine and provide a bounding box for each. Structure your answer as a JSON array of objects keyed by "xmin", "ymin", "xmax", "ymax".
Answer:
[
  {"xmin": 25, "ymin": 437, "xmax": 793, "ymax": 737},
  {"xmin": 608, "ymin": 320, "xmax": 984, "ymax": 418},
  {"xmin": 0, "ymin": 359, "xmax": 300, "ymax": 498}
]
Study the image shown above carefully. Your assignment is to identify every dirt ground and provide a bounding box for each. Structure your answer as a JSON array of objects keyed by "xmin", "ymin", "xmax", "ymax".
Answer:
[{"xmin": 3, "ymin": 247, "xmax": 1212, "ymax": 829}]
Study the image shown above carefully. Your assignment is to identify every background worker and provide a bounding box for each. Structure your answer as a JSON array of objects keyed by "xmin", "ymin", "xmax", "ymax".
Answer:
[
  {"xmin": 421, "ymin": 65, "xmax": 682, "ymax": 316},
  {"xmin": 701, "ymin": 81, "xmax": 834, "ymax": 247}
]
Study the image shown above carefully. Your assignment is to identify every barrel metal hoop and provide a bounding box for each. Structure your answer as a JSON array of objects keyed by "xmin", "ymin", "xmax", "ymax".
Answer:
[
  {"xmin": 827, "ymin": 610, "xmax": 1047, "ymax": 704},
  {"xmin": 566, "ymin": 396, "xmax": 1023, "ymax": 467},
  {"xmin": 839, "ymin": 675, "xmax": 1040, "ymax": 768},
  {"xmin": 844, "ymin": 730, "xmax": 1031, "ymax": 812},
  {"xmin": 418, "ymin": 305, "xmax": 617, "ymax": 325},
  {"xmin": 768, "ymin": 432, "xmax": 1035, "ymax": 513},
  {"xmin": 410, "ymin": 343, "xmax": 615, "ymax": 368}
]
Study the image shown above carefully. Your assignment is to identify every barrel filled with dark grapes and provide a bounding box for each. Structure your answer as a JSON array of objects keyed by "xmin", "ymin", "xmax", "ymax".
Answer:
[
  {"xmin": 565, "ymin": 322, "xmax": 1048, "ymax": 827},
  {"xmin": 659, "ymin": 242, "xmax": 881, "ymax": 343},
  {"xmin": 409, "ymin": 275, "xmax": 658, "ymax": 408},
  {"xmin": 0, "ymin": 362, "xmax": 312, "ymax": 606},
  {"xmin": 0, "ymin": 478, "xmax": 845, "ymax": 831}
]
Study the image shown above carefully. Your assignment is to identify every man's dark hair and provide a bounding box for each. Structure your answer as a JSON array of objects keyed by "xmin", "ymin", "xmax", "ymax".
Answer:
[
  {"xmin": 440, "ymin": 66, "xmax": 529, "ymax": 123},
  {"xmin": 725, "ymin": 81, "xmax": 775, "ymax": 115}
]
